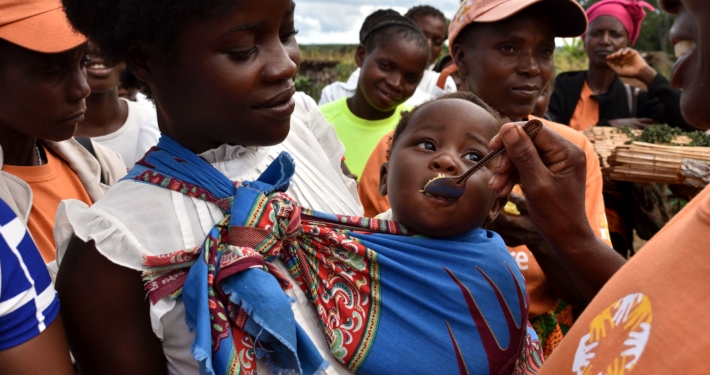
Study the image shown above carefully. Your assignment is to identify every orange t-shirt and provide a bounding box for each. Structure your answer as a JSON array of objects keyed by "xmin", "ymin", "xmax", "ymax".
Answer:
[
  {"xmin": 539, "ymin": 184, "xmax": 710, "ymax": 374},
  {"xmin": 357, "ymin": 133, "xmax": 392, "ymax": 218},
  {"xmin": 569, "ymin": 81, "xmax": 600, "ymax": 131},
  {"xmin": 2, "ymin": 145, "xmax": 92, "ymax": 262},
  {"xmin": 358, "ymin": 116, "xmax": 611, "ymax": 317}
]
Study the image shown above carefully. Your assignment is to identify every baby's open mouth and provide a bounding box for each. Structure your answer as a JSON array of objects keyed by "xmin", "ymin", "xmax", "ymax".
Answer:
[{"xmin": 420, "ymin": 174, "xmax": 458, "ymax": 201}]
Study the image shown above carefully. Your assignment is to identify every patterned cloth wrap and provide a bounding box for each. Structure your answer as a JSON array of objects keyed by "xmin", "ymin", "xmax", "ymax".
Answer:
[{"xmin": 124, "ymin": 136, "xmax": 544, "ymax": 375}]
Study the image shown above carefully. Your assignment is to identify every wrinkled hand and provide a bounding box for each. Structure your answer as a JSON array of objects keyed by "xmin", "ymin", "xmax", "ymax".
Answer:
[
  {"xmin": 487, "ymin": 123, "xmax": 594, "ymax": 247},
  {"xmin": 606, "ymin": 48, "xmax": 651, "ymax": 79},
  {"xmin": 608, "ymin": 118, "xmax": 656, "ymax": 129}
]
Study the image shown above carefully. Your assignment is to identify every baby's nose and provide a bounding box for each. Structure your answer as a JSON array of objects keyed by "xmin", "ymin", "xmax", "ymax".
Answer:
[{"xmin": 431, "ymin": 154, "xmax": 458, "ymax": 174}]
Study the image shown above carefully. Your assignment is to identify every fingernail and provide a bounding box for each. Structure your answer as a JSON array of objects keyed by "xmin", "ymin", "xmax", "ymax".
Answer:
[
  {"xmin": 503, "ymin": 125, "xmax": 520, "ymax": 144},
  {"xmin": 488, "ymin": 174, "xmax": 497, "ymax": 186}
]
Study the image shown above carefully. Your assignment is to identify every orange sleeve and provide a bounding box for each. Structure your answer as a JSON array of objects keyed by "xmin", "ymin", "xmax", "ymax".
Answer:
[
  {"xmin": 537, "ymin": 118, "xmax": 611, "ymax": 246},
  {"xmin": 358, "ymin": 132, "xmax": 393, "ymax": 217}
]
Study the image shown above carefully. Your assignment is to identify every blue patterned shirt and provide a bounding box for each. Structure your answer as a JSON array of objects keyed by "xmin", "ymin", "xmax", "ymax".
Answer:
[{"xmin": 0, "ymin": 199, "xmax": 59, "ymax": 350}]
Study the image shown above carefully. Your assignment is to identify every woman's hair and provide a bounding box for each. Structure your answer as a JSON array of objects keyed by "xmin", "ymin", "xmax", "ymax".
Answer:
[
  {"xmin": 404, "ymin": 5, "xmax": 449, "ymax": 39},
  {"xmin": 433, "ymin": 54, "xmax": 453, "ymax": 73},
  {"xmin": 119, "ymin": 67, "xmax": 141, "ymax": 90},
  {"xmin": 61, "ymin": 0, "xmax": 243, "ymax": 64},
  {"xmin": 359, "ymin": 10, "xmax": 429, "ymax": 55},
  {"xmin": 387, "ymin": 92, "xmax": 510, "ymax": 159}
]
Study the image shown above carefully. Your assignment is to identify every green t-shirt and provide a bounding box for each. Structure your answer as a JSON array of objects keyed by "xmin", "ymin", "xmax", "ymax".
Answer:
[{"xmin": 320, "ymin": 98, "xmax": 411, "ymax": 179}]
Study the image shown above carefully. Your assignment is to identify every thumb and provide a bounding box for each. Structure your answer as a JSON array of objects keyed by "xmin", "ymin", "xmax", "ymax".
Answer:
[{"xmin": 498, "ymin": 123, "xmax": 551, "ymax": 186}]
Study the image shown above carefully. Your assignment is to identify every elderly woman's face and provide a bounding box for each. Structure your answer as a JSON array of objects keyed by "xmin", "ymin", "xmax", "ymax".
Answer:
[
  {"xmin": 585, "ymin": 15, "xmax": 629, "ymax": 67},
  {"xmin": 663, "ymin": 0, "xmax": 708, "ymax": 129}
]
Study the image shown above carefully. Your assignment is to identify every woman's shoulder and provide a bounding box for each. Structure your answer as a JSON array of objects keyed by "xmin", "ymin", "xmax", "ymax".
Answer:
[
  {"xmin": 533, "ymin": 116, "xmax": 592, "ymax": 149},
  {"xmin": 556, "ymin": 70, "xmax": 587, "ymax": 80},
  {"xmin": 554, "ymin": 70, "xmax": 587, "ymax": 90},
  {"xmin": 124, "ymin": 99, "xmax": 160, "ymax": 134},
  {"xmin": 55, "ymin": 180, "xmax": 180, "ymax": 271},
  {"xmin": 317, "ymin": 97, "xmax": 348, "ymax": 121}
]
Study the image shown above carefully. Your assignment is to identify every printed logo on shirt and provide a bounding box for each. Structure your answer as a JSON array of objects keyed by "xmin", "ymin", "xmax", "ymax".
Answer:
[
  {"xmin": 600, "ymin": 214, "xmax": 612, "ymax": 246},
  {"xmin": 509, "ymin": 251, "xmax": 529, "ymax": 270},
  {"xmin": 572, "ymin": 293, "xmax": 652, "ymax": 375}
]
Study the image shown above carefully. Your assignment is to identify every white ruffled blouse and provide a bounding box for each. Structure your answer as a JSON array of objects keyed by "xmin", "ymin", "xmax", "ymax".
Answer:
[{"xmin": 54, "ymin": 97, "xmax": 361, "ymax": 374}]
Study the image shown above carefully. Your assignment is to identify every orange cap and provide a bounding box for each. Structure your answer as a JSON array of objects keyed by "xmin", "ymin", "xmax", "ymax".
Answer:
[
  {"xmin": 449, "ymin": 0, "xmax": 588, "ymax": 51},
  {"xmin": 0, "ymin": 0, "xmax": 86, "ymax": 53}
]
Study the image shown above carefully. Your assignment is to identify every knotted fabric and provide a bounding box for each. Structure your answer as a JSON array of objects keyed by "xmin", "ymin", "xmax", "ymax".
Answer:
[
  {"xmin": 124, "ymin": 135, "xmax": 544, "ymax": 375},
  {"xmin": 585, "ymin": 0, "xmax": 655, "ymax": 45}
]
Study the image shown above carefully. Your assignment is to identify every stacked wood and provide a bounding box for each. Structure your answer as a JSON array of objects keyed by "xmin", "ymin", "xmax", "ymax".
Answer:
[
  {"xmin": 583, "ymin": 127, "xmax": 710, "ymax": 186},
  {"xmin": 607, "ymin": 142, "xmax": 710, "ymax": 186},
  {"xmin": 583, "ymin": 127, "xmax": 639, "ymax": 169}
]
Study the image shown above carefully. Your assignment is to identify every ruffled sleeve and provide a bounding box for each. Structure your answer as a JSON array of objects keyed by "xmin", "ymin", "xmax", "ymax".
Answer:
[
  {"xmin": 54, "ymin": 199, "xmax": 147, "ymax": 271},
  {"xmin": 53, "ymin": 189, "xmax": 188, "ymax": 341}
]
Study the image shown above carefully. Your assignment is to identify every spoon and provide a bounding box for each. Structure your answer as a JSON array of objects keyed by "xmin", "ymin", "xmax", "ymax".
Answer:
[{"xmin": 421, "ymin": 119, "xmax": 543, "ymax": 200}]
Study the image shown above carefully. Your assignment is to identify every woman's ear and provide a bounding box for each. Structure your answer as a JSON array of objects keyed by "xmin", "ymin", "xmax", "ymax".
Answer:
[
  {"xmin": 485, "ymin": 194, "xmax": 508, "ymax": 225},
  {"xmin": 354, "ymin": 44, "xmax": 367, "ymax": 68},
  {"xmin": 378, "ymin": 162, "xmax": 389, "ymax": 197},
  {"xmin": 451, "ymin": 42, "xmax": 469, "ymax": 77},
  {"xmin": 124, "ymin": 43, "xmax": 154, "ymax": 85}
]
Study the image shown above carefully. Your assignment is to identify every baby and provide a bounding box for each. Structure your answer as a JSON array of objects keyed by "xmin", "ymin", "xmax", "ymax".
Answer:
[{"xmin": 378, "ymin": 91, "xmax": 510, "ymax": 237}]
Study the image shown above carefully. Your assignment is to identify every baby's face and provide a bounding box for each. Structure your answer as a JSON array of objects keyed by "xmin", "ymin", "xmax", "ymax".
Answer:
[{"xmin": 381, "ymin": 98, "xmax": 504, "ymax": 237}]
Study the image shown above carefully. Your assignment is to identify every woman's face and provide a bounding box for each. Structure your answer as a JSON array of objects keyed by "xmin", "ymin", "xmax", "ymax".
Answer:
[
  {"xmin": 85, "ymin": 42, "xmax": 124, "ymax": 95},
  {"xmin": 412, "ymin": 15, "xmax": 447, "ymax": 65},
  {"xmin": 452, "ymin": 6, "xmax": 556, "ymax": 121},
  {"xmin": 663, "ymin": 0, "xmax": 708, "ymax": 129},
  {"xmin": 585, "ymin": 16, "xmax": 630, "ymax": 67},
  {"xmin": 0, "ymin": 41, "xmax": 90, "ymax": 142},
  {"xmin": 354, "ymin": 39, "xmax": 429, "ymax": 115},
  {"xmin": 136, "ymin": 0, "xmax": 300, "ymax": 154}
]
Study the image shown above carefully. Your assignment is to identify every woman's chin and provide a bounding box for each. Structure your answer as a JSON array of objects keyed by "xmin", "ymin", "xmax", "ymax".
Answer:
[{"xmin": 259, "ymin": 123, "xmax": 292, "ymax": 147}]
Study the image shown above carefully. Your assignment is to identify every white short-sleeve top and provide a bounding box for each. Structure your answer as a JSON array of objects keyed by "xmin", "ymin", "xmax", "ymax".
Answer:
[{"xmin": 55, "ymin": 98, "xmax": 361, "ymax": 374}]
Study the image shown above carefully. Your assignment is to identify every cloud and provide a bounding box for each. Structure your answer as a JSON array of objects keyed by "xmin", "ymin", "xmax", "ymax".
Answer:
[{"xmin": 294, "ymin": 1, "xmax": 461, "ymax": 44}]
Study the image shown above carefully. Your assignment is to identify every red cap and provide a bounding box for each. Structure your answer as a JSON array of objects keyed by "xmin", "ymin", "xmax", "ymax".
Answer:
[{"xmin": 449, "ymin": 0, "xmax": 588, "ymax": 52}]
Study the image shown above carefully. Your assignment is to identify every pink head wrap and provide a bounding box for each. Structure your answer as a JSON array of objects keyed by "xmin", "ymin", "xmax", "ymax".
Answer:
[{"xmin": 585, "ymin": 0, "xmax": 654, "ymax": 45}]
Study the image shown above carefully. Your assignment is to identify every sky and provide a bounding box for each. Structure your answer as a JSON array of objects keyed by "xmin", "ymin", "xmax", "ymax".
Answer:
[{"xmin": 294, "ymin": 1, "xmax": 462, "ymax": 44}]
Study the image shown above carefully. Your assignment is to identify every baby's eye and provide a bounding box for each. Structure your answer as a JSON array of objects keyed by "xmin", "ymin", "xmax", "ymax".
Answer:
[
  {"xmin": 463, "ymin": 152, "xmax": 482, "ymax": 162},
  {"xmin": 416, "ymin": 141, "xmax": 435, "ymax": 151}
]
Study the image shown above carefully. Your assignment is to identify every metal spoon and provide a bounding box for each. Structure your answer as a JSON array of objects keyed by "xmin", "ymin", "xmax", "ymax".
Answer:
[{"xmin": 421, "ymin": 119, "xmax": 543, "ymax": 200}]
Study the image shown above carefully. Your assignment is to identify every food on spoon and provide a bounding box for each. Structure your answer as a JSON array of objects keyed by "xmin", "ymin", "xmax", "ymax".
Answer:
[{"xmin": 420, "ymin": 173, "xmax": 447, "ymax": 193}]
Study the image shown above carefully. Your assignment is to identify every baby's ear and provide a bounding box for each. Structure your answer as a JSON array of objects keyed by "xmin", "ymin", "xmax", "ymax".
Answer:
[
  {"xmin": 378, "ymin": 162, "xmax": 389, "ymax": 197},
  {"xmin": 354, "ymin": 44, "xmax": 367, "ymax": 68},
  {"xmin": 486, "ymin": 194, "xmax": 508, "ymax": 224}
]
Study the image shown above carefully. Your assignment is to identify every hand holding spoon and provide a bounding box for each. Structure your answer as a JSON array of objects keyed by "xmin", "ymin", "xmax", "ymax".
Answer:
[{"xmin": 421, "ymin": 119, "xmax": 543, "ymax": 200}]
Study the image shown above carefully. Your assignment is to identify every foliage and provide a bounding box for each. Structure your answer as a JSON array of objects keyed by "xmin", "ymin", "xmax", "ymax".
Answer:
[
  {"xmin": 618, "ymin": 124, "xmax": 710, "ymax": 146},
  {"xmin": 294, "ymin": 75, "xmax": 312, "ymax": 93},
  {"xmin": 554, "ymin": 38, "xmax": 589, "ymax": 74},
  {"xmin": 297, "ymin": 45, "xmax": 359, "ymax": 99}
]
